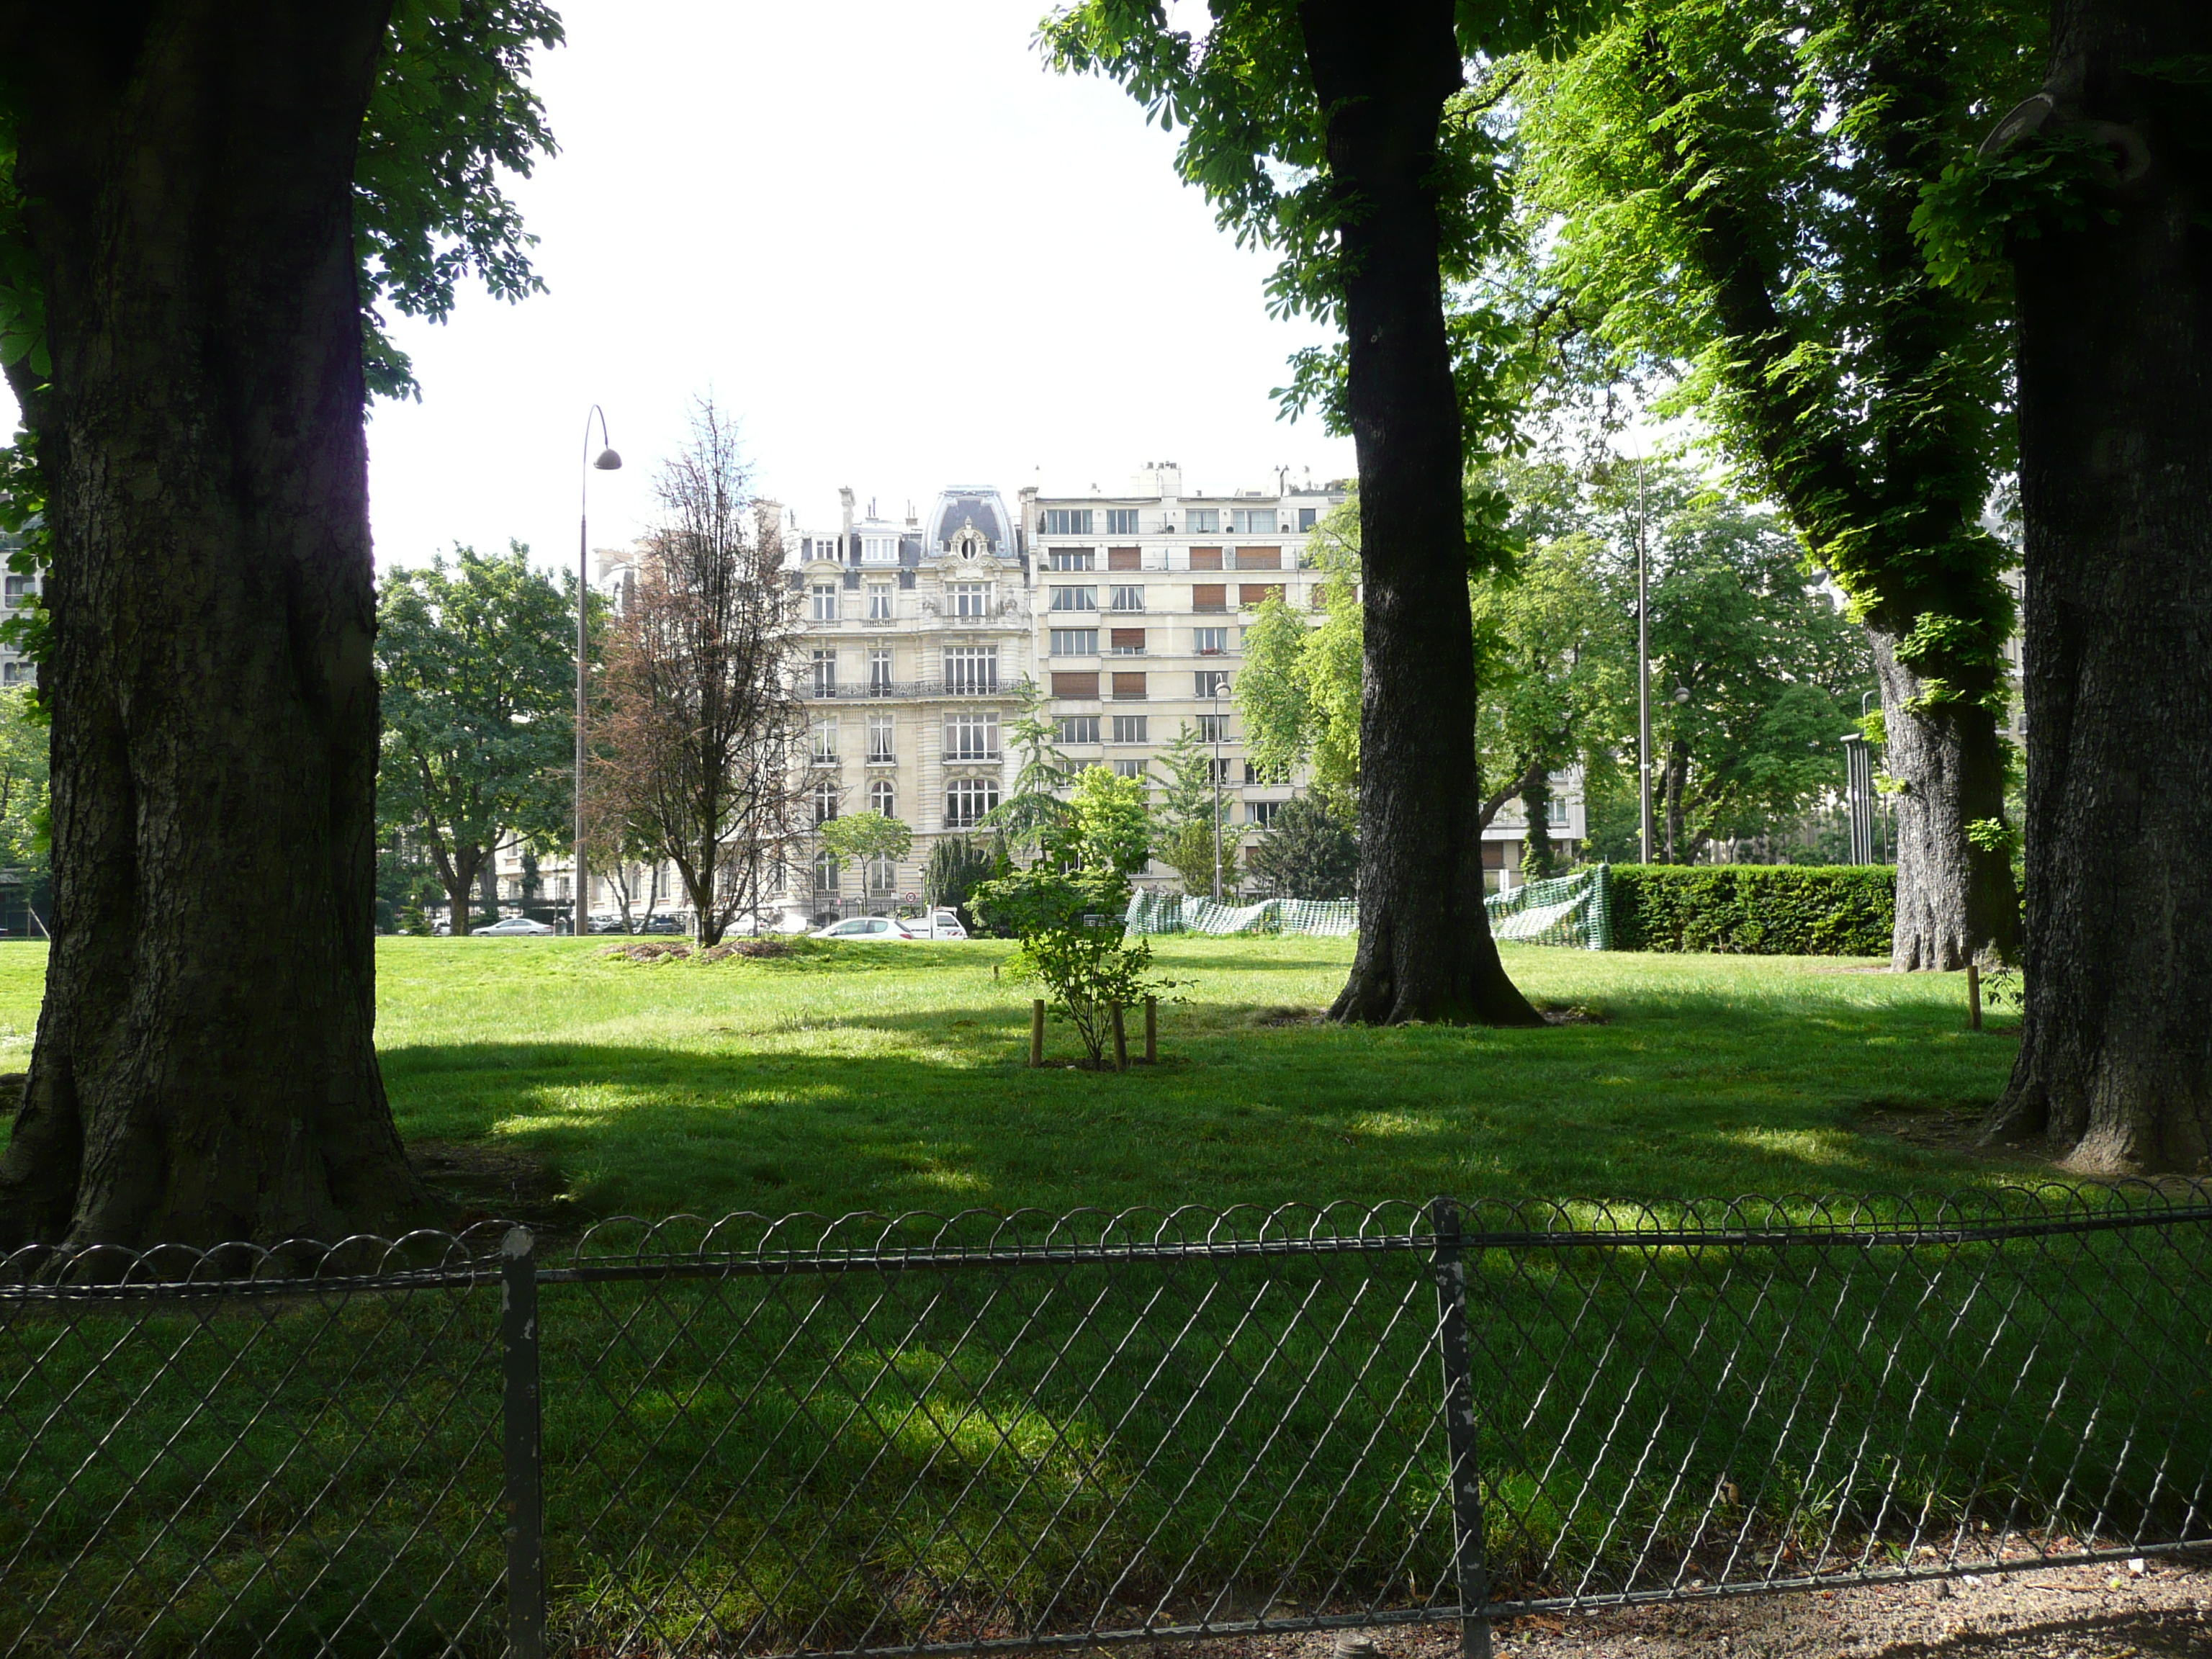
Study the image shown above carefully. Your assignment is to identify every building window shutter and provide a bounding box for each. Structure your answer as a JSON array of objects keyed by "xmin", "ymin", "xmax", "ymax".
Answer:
[
  {"xmin": 1051, "ymin": 671, "xmax": 1100, "ymax": 698},
  {"xmin": 1239, "ymin": 583, "xmax": 1286, "ymax": 607},
  {"xmin": 1110, "ymin": 628, "xmax": 1146, "ymax": 652},
  {"xmin": 1234, "ymin": 547, "xmax": 1282, "ymax": 570},
  {"xmin": 1187, "ymin": 547, "xmax": 1223, "ymax": 571},
  {"xmin": 1107, "ymin": 547, "xmax": 1141, "ymax": 571},
  {"xmin": 1111, "ymin": 672, "xmax": 1148, "ymax": 701},
  {"xmin": 1192, "ymin": 584, "xmax": 1227, "ymax": 612}
]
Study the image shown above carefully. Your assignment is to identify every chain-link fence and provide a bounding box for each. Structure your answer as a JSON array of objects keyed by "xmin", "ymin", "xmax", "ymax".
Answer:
[{"xmin": 4, "ymin": 1184, "xmax": 2208, "ymax": 1658}]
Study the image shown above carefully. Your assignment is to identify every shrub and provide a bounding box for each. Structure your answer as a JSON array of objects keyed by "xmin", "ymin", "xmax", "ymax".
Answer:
[
  {"xmin": 972, "ymin": 862, "xmax": 1168, "ymax": 1068},
  {"xmin": 1610, "ymin": 864, "xmax": 1894, "ymax": 956}
]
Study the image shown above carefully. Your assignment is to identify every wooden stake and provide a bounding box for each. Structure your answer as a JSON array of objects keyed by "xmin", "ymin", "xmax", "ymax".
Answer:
[
  {"xmin": 1111, "ymin": 1002, "xmax": 1128, "ymax": 1072},
  {"xmin": 1030, "ymin": 999, "xmax": 1046, "ymax": 1066},
  {"xmin": 1143, "ymin": 995, "xmax": 1158, "ymax": 1064},
  {"xmin": 1966, "ymin": 962, "xmax": 1982, "ymax": 1032}
]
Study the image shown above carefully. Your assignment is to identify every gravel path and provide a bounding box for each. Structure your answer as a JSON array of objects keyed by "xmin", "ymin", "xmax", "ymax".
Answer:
[{"xmin": 1111, "ymin": 1557, "xmax": 2212, "ymax": 1659}]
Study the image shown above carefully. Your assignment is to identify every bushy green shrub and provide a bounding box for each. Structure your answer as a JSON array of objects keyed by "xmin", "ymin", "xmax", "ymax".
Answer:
[{"xmin": 1610, "ymin": 864, "xmax": 1894, "ymax": 956}]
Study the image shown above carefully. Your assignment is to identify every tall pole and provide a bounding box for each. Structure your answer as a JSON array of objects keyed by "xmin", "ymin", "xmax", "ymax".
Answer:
[
  {"xmin": 577, "ymin": 408, "xmax": 621, "ymax": 936},
  {"xmin": 1210, "ymin": 683, "xmax": 1224, "ymax": 902},
  {"xmin": 1635, "ymin": 461, "xmax": 1653, "ymax": 865}
]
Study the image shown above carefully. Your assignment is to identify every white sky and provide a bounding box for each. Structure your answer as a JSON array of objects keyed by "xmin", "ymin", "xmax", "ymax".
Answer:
[{"xmin": 0, "ymin": 0, "xmax": 1355, "ymax": 575}]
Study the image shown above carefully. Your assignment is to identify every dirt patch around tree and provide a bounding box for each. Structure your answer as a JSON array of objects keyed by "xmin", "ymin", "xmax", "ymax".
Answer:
[
  {"xmin": 407, "ymin": 1138, "xmax": 576, "ymax": 1240},
  {"xmin": 1110, "ymin": 1557, "xmax": 2212, "ymax": 1659}
]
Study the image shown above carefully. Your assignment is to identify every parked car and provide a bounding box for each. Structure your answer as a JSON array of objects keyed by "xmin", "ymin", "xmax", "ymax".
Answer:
[
  {"xmin": 904, "ymin": 909, "xmax": 968, "ymax": 940},
  {"xmin": 475, "ymin": 915, "xmax": 554, "ymax": 936},
  {"xmin": 812, "ymin": 916, "xmax": 916, "ymax": 943}
]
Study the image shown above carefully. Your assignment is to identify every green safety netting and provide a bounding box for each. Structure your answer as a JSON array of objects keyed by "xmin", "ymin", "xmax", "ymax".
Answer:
[{"xmin": 1124, "ymin": 863, "xmax": 1612, "ymax": 948}]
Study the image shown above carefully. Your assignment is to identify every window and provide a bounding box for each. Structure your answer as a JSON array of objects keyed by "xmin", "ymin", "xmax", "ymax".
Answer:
[
  {"xmin": 1111, "ymin": 672, "xmax": 1147, "ymax": 701},
  {"xmin": 1211, "ymin": 757, "xmax": 1236, "ymax": 786},
  {"xmin": 811, "ymin": 778, "xmax": 840, "ymax": 823},
  {"xmin": 943, "ymin": 711, "xmax": 1000, "ymax": 760},
  {"xmin": 810, "ymin": 583, "xmax": 839, "ymax": 622},
  {"xmin": 811, "ymin": 719, "xmax": 838, "ymax": 763},
  {"xmin": 1195, "ymin": 670, "xmax": 1231, "ymax": 698},
  {"xmin": 1051, "ymin": 670, "xmax": 1100, "ymax": 698},
  {"xmin": 1192, "ymin": 583, "xmax": 1228, "ymax": 613},
  {"xmin": 1248, "ymin": 799, "xmax": 1283, "ymax": 828},
  {"xmin": 1239, "ymin": 583, "xmax": 1287, "ymax": 608},
  {"xmin": 1187, "ymin": 546, "xmax": 1224, "ymax": 571},
  {"xmin": 811, "ymin": 650, "xmax": 837, "ymax": 696},
  {"xmin": 944, "ymin": 645, "xmax": 998, "ymax": 693},
  {"xmin": 1548, "ymin": 796, "xmax": 1570, "ymax": 826},
  {"xmin": 1057, "ymin": 715, "xmax": 1101, "ymax": 745},
  {"xmin": 1112, "ymin": 760, "xmax": 1149, "ymax": 781},
  {"xmin": 1195, "ymin": 714, "xmax": 1229, "ymax": 743},
  {"xmin": 1105, "ymin": 508, "xmax": 1140, "ymax": 535},
  {"xmin": 1050, "ymin": 629, "xmax": 1098, "ymax": 656},
  {"xmin": 1194, "ymin": 626, "xmax": 1229, "ymax": 656},
  {"xmin": 1107, "ymin": 547, "xmax": 1141, "ymax": 571},
  {"xmin": 1110, "ymin": 714, "xmax": 1148, "ymax": 743},
  {"xmin": 1244, "ymin": 760, "xmax": 1287, "ymax": 785},
  {"xmin": 866, "ymin": 583, "xmax": 894, "ymax": 620},
  {"xmin": 866, "ymin": 853, "xmax": 898, "ymax": 894},
  {"xmin": 1049, "ymin": 585, "xmax": 1097, "ymax": 612},
  {"xmin": 813, "ymin": 849, "xmax": 840, "ymax": 891},
  {"xmin": 1234, "ymin": 547, "xmax": 1282, "ymax": 570},
  {"xmin": 868, "ymin": 647, "xmax": 893, "ymax": 692},
  {"xmin": 0, "ymin": 662, "xmax": 28, "ymax": 685},
  {"xmin": 1185, "ymin": 508, "xmax": 1220, "ymax": 534},
  {"xmin": 1298, "ymin": 507, "xmax": 1318, "ymax": 531},
  {"xmin": 1109, "ymin": 628, "xmax": 1146, "ymax": 655},
  {"xmin": 867, "ymin": 715, "xmax": 895, "ymax": 762},
  {"xmin": 863, "ymin": 535, "xmax": 899, "ymax": 565},
  {"xmin": 945, "ymin": 777, "xmax": 999, "ymax": 827},
  {"xmin": 1232, "ymin": 506, "xmax": 1278, "ymax": 534},
  {"xmin": 1043, "ymin": 508, "xmax": 1094, "ymax": 536},
  {"xmin": 949, "ymin": 582, "xmax": 991, "ymax": 617},
  {"xmin": 3, "ymin": 575, "xmax": 33, "ymax": 603},
  {"xmin": 1110, "ymin": 585, "xmax": 1144, "ymax": 612},
  {"xmin": 1048, "ymin": 548, "xmax": 1094, "ymax": 571}
]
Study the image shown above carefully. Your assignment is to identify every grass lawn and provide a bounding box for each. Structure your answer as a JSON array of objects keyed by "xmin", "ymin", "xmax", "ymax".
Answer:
[{"xmin": 0, "ymin": 934, "xmax": 2027, "ymax": 1219}]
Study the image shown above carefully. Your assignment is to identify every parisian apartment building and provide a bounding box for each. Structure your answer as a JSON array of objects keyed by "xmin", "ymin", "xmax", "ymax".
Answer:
[{"xmin": 503, "ymin": 465, "xmax": 1586, "ymax": 927}]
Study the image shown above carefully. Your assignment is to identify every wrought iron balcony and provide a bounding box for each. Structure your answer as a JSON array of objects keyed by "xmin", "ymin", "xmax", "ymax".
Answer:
[{"xmin": 799, "ymin": 679, "xmax": 1012, "ymax": 701}]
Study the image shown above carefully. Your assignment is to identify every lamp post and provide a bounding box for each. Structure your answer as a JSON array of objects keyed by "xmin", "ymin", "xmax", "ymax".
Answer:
[
  {"xmin": 576, "ymin": 408, "xmax": 622, "ymax": 936},
  {"xmin": 1210, "ymin": 678, "xmax": 1226, "ymax": 903}
]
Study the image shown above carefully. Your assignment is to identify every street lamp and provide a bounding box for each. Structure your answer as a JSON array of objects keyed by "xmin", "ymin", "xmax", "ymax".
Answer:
[
  {"xmin": 576, "ymin": 408, "xmax": 621, "ymax": 936},
  {"xmin": 1635, "ymin": 460, "xmax": 1653, "ymax": 866},
  {"xmin": 1210, "ymin": 678, "xmax": 1226, "ymax": 903}
]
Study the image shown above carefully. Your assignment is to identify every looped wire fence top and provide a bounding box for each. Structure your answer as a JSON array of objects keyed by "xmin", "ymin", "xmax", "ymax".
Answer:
[{"xmin": 1, "ymin": 1182, "xmax": 2207, "ymax": 1659}]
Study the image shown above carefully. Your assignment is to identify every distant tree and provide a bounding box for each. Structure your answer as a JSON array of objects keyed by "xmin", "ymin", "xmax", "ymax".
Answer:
[
  {"xmin": 0, "ymin": 685, "xmax": 47, "ymax": 870},
  {"xmin": 1248, "ymin": 794, "xmax": 1359, "ymax": 901},
  {"xmin": 1153, "ymin": 723, "xmax": 1229, "ymax": 896},
  {"xmin": 597, "ymin": 401, "xmax": 804, "ymax": 948},
  {"xmin": 376, "ymin": 543, "xmax": 573, "ymax": 937},
  {"xmin": 819, "ymin": 810, "xmax": 913, "ymax": 889},
  {"xmin": 1067, "ymin": 766, "xmax": 1152, "ymax": 884},
  {"xmin": 982, "ymin": 683, "xmax": 1073, "ymax": 858},
  {"xmin": 924, "ymin": 834, "xmax": 995, "ymax": 929}
]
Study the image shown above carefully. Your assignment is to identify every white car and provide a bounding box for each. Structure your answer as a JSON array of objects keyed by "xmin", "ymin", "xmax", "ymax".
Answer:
[
  {"xmin": 812, "ymin": 917, "xmax": 916, "ymax": 943},
  {"xmin": 475, "ymin": 916, "xmax": 554, "ymax": 936}
]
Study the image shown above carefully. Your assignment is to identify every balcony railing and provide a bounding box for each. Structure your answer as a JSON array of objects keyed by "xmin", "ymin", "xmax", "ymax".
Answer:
[{"xmin": 799, "ymin": 679, "xmax": 1010, "ymax": 701}]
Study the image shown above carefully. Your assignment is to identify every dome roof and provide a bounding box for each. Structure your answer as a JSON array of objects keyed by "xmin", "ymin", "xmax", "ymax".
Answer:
[{"xmin": 926, "ymin": 488, "xmax": 1014, "ymax": 558}]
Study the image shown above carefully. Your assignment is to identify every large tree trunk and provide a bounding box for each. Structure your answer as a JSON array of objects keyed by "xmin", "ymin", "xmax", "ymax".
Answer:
[
  {"xmin": 1302, "ymin": 0, "xmax": 1538, "ymax": 1028},
  {"xmin": 0, "ymin": 2, "xmax": 436, "ymax": 1246},
  {"xmin": 1869, "ymin": 629, "xmax": 2019, "ymax": 971},
  {"xmin": 1983, "ymin": 0, "xmax": 2212, "ymax": 1173}
]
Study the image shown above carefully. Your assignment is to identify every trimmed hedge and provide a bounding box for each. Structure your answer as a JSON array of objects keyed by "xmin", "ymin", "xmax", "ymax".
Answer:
[{"xmin": 1610, "ymin": 863, "xmax": 1894, "ymax": 956}]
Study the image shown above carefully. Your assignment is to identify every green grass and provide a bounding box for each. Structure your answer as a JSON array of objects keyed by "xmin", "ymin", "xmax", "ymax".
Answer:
[
  {"xmin": 13, "ymin": 936, "xmax": 2172, "ymax": 1659},
  {"xmin": 6, "ymin": 934, "xmax": 2041, "ymax": 1220}
]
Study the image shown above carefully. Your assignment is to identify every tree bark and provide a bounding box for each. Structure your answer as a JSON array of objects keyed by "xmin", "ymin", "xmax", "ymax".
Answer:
[
  {"xmin": 1869, "ymin": 629, "xmax": 2020, "ymax": 971},
  {"xmin": 0, "ymin": 2, "xmax": 437, "ymax": 1246},
  {"xmin": 1302, "ymin": 0, "xmax": 1538, "ymax": 1028},
  {"xmin": 1984, "ymin": 0, "xmax": 2212, "ymax": 1173}
]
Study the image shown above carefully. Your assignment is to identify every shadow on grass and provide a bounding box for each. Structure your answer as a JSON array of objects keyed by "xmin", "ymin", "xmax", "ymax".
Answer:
[{"xmin": 377, "ymin": 974, "xmax": 2026, "ymax": 1222}]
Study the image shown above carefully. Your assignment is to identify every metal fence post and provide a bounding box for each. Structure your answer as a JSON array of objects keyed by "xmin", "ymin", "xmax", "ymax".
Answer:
[
  {"xmin": 1429, "ymin": 1197, "xmax": 1491, "ymax": 1659},
  {"xmin": 501, "ymin": 1226, "xmax": 546, "ymax": 1659}
]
